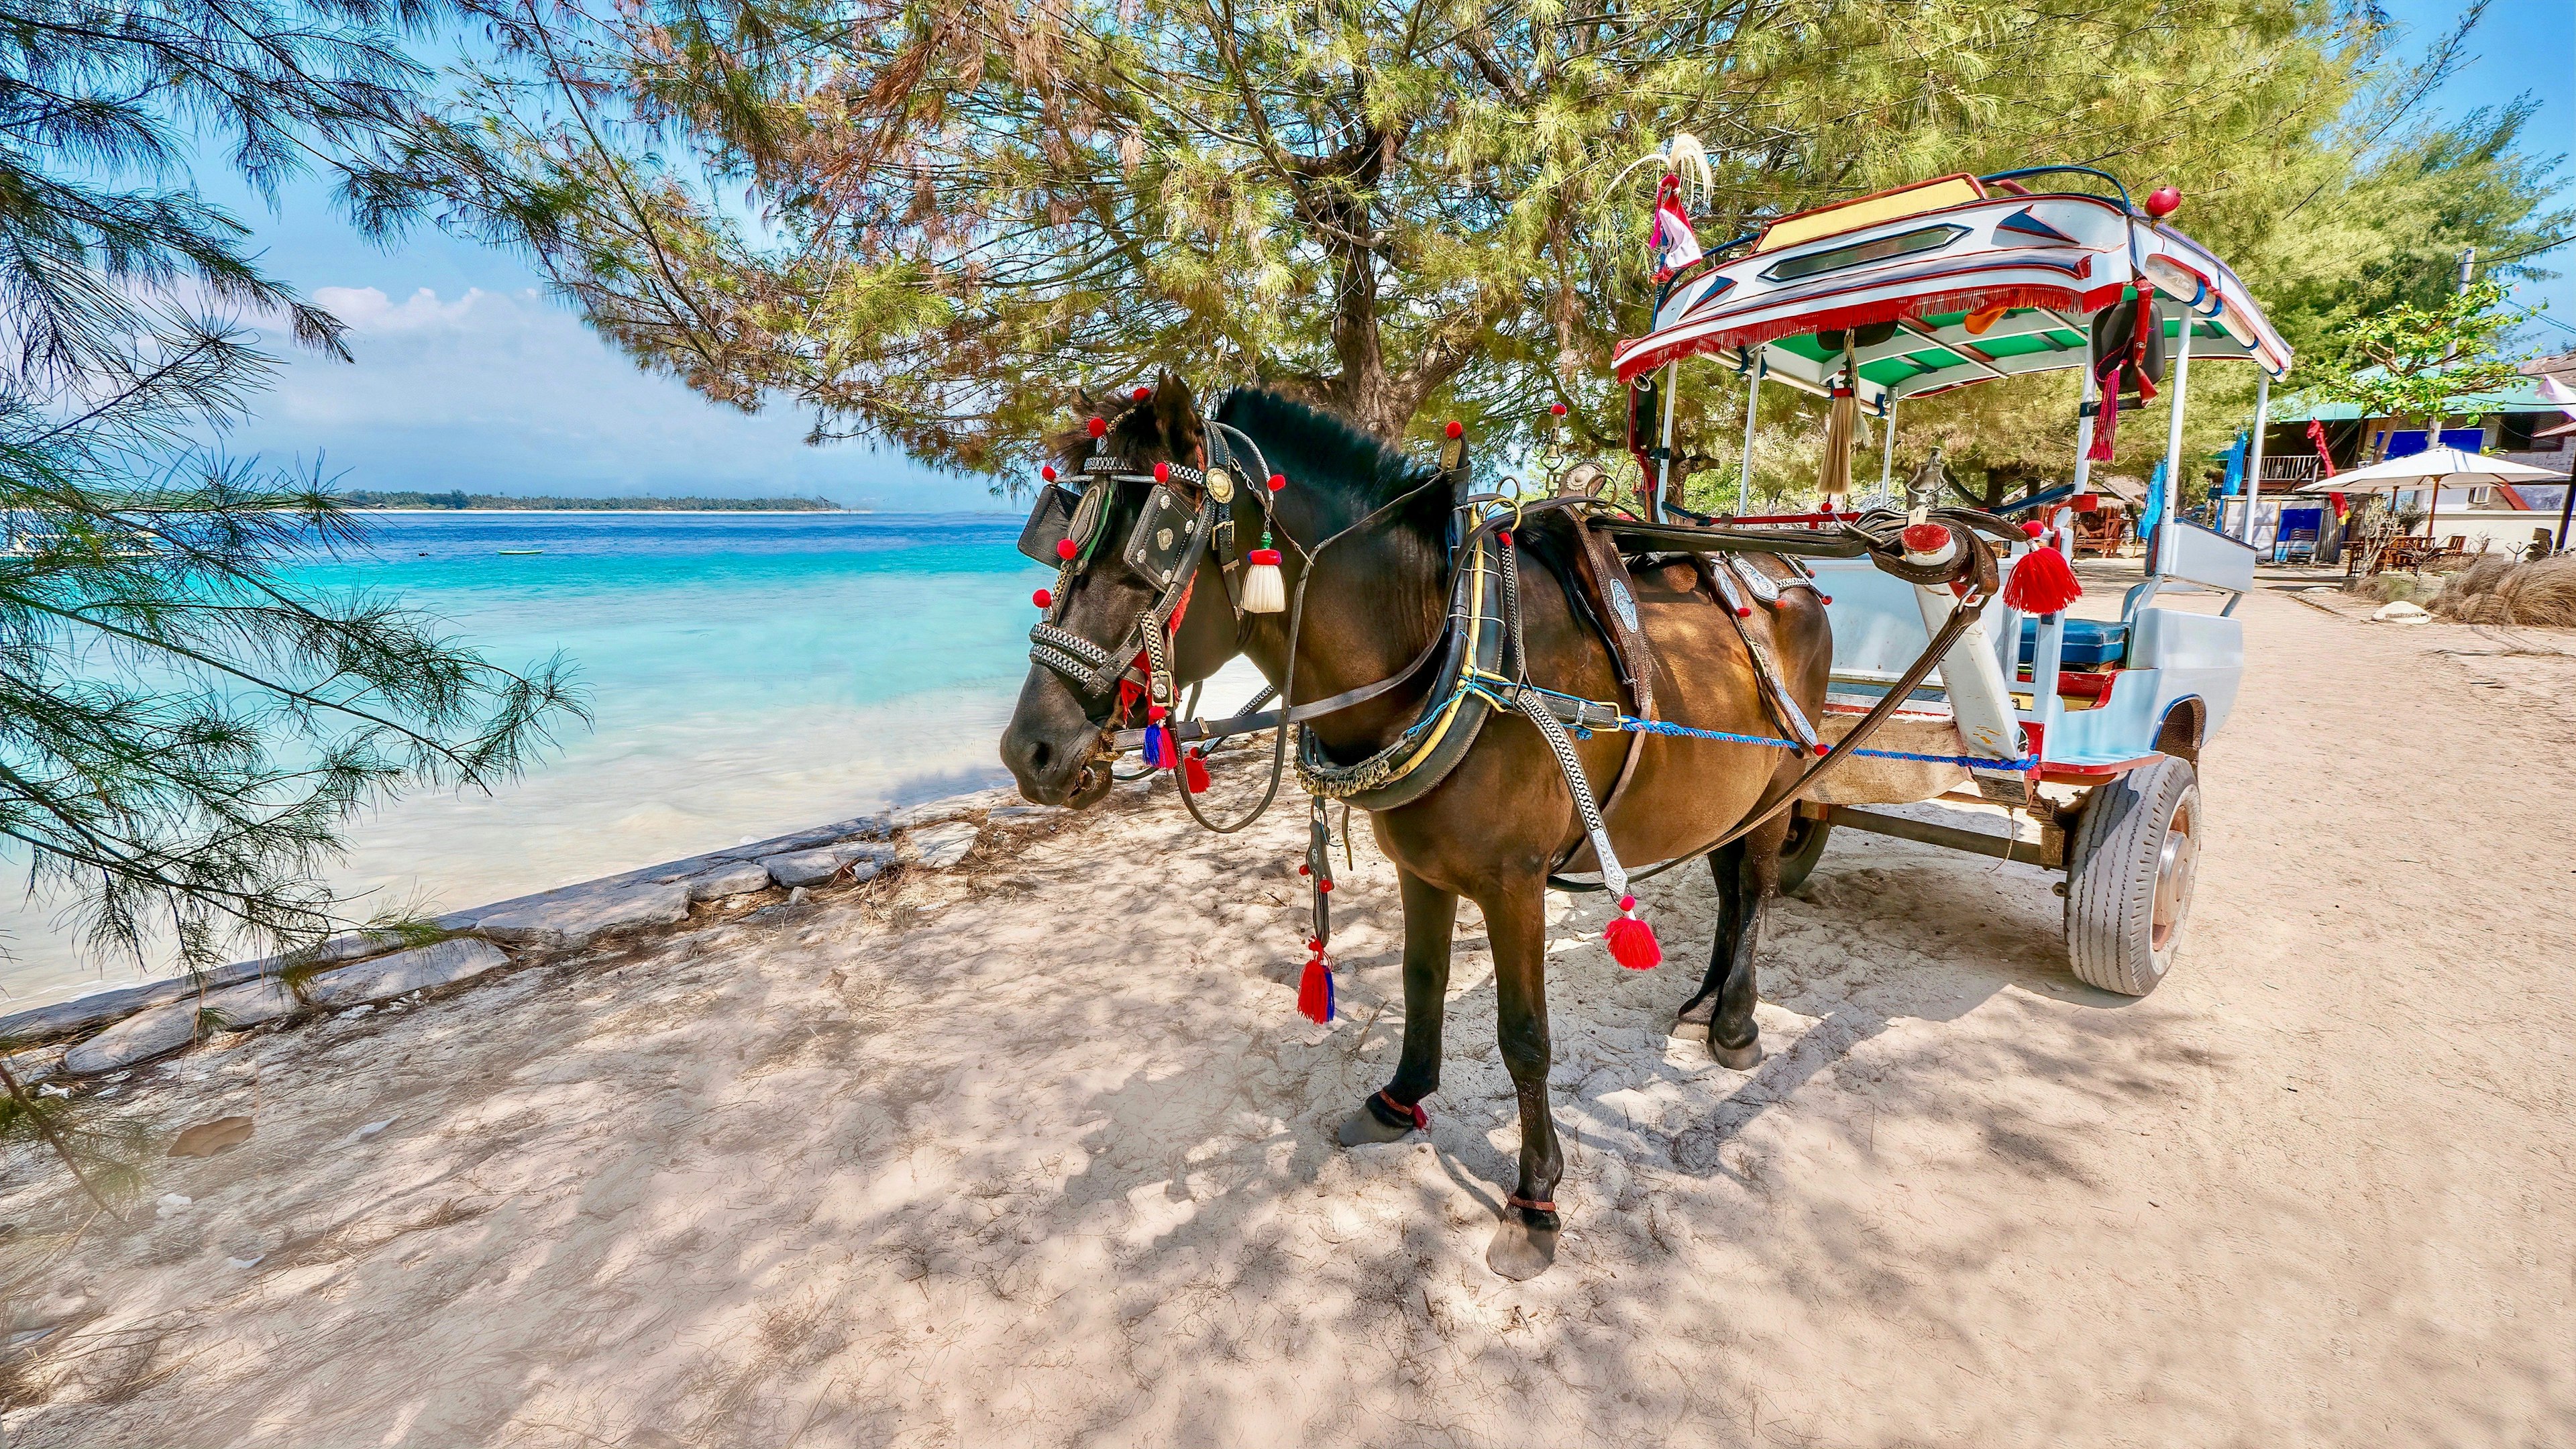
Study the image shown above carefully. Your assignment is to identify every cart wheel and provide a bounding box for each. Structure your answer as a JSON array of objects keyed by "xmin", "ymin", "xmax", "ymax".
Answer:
[
  {"xmin": 2063, "ymin": 757, "xmax": 2200, "ymax": 996},
  {"xmin": 1774, "ymin": 813, "xmax": 1832, "ymax": 895}
]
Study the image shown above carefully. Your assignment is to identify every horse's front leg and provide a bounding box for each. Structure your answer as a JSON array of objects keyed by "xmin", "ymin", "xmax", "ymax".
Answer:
[
  {"xmin": 1336, "ymin": 865, "xmax": 1457, "ymax": 1146},
  {"xmin": 1479, "ymin": 875, "xmax": 1562, "ymax": 1280}
]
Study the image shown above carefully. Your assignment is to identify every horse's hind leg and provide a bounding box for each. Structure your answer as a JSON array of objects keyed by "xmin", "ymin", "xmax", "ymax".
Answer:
[
  {"xmin": 1479, "ymin": 876, "xmax": 1563, "ymax": 1280},
  {"xmin": 1674, "ymin": 816, "xmax": 1788, "ymax": 1070},
  {"xmin": 1337, "ymin": 866, "xmax": 1456, "ymax": 1146}
]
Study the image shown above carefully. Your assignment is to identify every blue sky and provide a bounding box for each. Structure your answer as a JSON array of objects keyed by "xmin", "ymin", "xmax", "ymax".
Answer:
[{"xmin": 212, "ymin": 0, "xmax": 2571, "ymax": 504}]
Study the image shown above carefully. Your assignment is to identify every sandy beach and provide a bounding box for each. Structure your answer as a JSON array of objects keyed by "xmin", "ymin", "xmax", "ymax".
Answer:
[{"xmin": 1, "ymin": 578, "xmax": 2569, "ymax": 1447}]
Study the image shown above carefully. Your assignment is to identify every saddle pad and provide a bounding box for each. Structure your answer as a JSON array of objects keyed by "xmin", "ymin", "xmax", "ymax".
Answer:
[{"xmin": 1563, "ymin": 519, "xmax": 1657, "ymax": 720}]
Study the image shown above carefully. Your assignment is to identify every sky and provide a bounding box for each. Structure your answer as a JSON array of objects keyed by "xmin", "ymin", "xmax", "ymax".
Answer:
[{"xmin": 206, "ymin": 0, "xmax": 2573, "ymax": 505}]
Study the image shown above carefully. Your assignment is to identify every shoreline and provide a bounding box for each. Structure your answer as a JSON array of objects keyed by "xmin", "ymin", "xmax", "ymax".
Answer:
[{"xmin": 0, "ymin": 784, "xmax": 1041, "ymax": 1070}]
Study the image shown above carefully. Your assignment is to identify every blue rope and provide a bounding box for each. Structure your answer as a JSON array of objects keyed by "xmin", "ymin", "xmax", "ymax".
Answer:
[{"xmin": 1605, "ymin": 714, "xmax": 2039, "ymax": 771}]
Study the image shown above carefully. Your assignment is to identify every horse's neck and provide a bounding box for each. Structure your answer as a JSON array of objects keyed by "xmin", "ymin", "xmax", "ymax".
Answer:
[{"xmin": 1246, "ymin": 499, "xmax": 1448, "ymax": 753}]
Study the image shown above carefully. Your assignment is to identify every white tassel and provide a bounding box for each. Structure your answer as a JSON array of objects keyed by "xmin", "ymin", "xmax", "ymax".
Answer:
[{"xmin": 1242, "ymin": 547, "xmax": 1285, "ymax": 614}]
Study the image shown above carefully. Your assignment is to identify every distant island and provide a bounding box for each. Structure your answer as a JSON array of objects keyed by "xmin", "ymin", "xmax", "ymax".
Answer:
[{"xmin": 335, "ymin": 490, "xmax": 844, "ymax": 512}]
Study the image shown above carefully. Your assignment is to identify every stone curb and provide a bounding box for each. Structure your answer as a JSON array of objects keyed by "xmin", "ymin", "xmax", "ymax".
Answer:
[{"xmin": 3, "ymin": 786, "xmax": 1039, "ymax": 1073}]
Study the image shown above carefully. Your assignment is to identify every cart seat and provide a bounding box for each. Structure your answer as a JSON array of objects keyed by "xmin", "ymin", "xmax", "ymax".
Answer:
[{"xmin": 2017, "ymin": 616, "xmax": 2127, "ymax": 668}]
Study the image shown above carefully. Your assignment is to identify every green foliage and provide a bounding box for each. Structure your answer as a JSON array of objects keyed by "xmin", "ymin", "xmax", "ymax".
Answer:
[
  {"xmin": 415, "ymin": 0, "xmax": 2484, "ymax": 484},
  {"xmin": 2302, "ymin": 277, "xmax": 2526, "ymax": 431},
  {"xmin": 1, "ymin": 0, "xmax": 589, "ymax": 979}
]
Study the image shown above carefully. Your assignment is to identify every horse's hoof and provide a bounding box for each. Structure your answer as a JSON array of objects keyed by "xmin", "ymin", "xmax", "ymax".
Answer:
[
  {"xmin": 1336, "ymin": 1102, "xmax": 1414, "ymax": 1147},
  {"xmin": 1711, "ymin": 1037, "xmax": 1762, "ymax": 1071},
  {"xmin": 1486, "ymin": 1216, "xmax": 1560, "ymax": 1281}
]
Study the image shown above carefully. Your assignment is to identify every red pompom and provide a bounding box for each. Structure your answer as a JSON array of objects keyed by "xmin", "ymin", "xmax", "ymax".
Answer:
[
  {"xmin": 1604, "ymin": 912, "xmax": 1662, "ymax": 971},
  {"xmin": 2003, "ymin": 541, "xmax": 2084, "ymax": 615},
  {"xmin": 2145, "ymin": 185, "xmax": 2182, "ymax": 219},
  {"xmin": 1146, "ymin": 703, "xmax": 1167, "ymax": 722},
  {"xmin": 1819, "ymin": 594, "xmax": 1834, "ymax": 605},
  {"xmin": 1248, "ymin": 547, "xmax": 1281, "ymax": 565},
  {"xmin": 1041, "ymin": 464, "xmax": 1057, "ymax": 482},
  {"xmin": 1055, "ymin": 538, "xmax": 1077, "ymax": 560},
  {"xmin": 1086, "ymin": 416, "xmax": 1107, "ymax": 437},
  {"xmin": 1900, "ymin": 521, "xmax": 1949, "ymax": 554},
  {"xmin": 1183, "ymin": 753, "xmax": 1210, "ymax": 794},
  {"xmin": 1735, "ymin": 604, "xmax": 1752, "ymax": 619},
  {"xmin": 1153, "ymin": 461, "xmax": 1170, "ymax": 482},
  {"xmin": 1444, "ymin": 420, "xmax": 1464, "ymax": 439},
  {"xmin": 1550, "ymin": 402, "xmax": 1568, "ymax": 416},
  {"xmin": 1318, "ymin": 879, "xmax": 1334, "ymax": 894},
  {"xmin": 2021, "ymin": 520, "xmax": 2046, "ymax": 538},
  {"xmin": 1297, "ymin": 953, "xmax": 1335, "ymax": 1024},
  {"xmin": 1132, "ymin": 385, "xmax": 1152, "ymax": 401},
  {"xmin": 1617, "ymin": 894, "xmax": 1636, "ymax": 912},
  {"xmin": 1266, "ymin": 473, "xmax": 1286, "ymax": 492},
  {"xmin": 1297, "ymin": 862, "xmax": 1310, "ymax": 876},
  {"xmin": 1031, "ymin": 588, "xmax": 1051, "ymax": 608}
]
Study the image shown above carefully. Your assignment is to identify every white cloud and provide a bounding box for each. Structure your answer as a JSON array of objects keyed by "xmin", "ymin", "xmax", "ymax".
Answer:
[{"xmin": 229, "ymin": 284, "xmax": 980, "ymax": 508}]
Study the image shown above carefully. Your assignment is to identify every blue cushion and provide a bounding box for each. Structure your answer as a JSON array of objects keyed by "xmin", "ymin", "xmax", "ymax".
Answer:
[{"xmin": 2018, "ymin": 617, "xmax": 2127, "ymax": 668}]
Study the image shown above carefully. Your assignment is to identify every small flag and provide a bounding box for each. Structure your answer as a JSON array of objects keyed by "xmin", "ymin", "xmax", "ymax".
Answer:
[{"xmin": 1651, "ymin": 175, "xmax": 1701, "ymax": 278}]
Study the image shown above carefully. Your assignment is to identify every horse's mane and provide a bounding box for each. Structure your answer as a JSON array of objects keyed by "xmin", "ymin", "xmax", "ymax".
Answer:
[{"xmin": 1211, "ymin": 388, "xmax": 1449, "ymax": 539}]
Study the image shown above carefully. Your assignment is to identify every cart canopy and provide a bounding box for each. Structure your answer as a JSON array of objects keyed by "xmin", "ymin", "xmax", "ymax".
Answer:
[{"xmin": 1612, "ymin": 172, "xmax": 2292, "ymax": 409}]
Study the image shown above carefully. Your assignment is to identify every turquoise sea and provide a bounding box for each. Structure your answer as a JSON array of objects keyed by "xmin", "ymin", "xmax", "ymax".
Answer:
[{"xmin": 0, "ymin": 511, "xmax": 1071, "ymax": 1009}]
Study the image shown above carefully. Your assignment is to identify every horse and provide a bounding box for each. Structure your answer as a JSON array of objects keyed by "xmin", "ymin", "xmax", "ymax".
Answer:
[{"xmin": 1000, "ymin": 376, "xmax": 1831, "ymax": 1278}]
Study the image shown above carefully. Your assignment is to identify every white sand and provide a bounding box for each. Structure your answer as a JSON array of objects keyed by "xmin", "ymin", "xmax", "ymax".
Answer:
[{"xmin": 3, "ymin": 586, "xmax": 2569, "ymax": 1446}]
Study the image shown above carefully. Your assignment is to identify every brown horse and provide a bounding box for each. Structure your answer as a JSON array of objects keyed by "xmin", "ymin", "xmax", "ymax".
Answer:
[{"xmin": 1000, "ymin": 377, "xmax": 1830, "ymax": 1278}]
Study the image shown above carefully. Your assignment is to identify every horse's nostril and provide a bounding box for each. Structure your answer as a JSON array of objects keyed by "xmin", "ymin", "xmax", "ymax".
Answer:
[{"xmin": 1028, "ymin": 740, "xmax": 1053, "ymax": 774}]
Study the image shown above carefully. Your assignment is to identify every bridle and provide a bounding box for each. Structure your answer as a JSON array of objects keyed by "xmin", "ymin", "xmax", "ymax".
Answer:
[
  {"xmin": 1022, "ymin": 399, "xmax": 1456, "ymax": 835},
  {"xmin": 1024, "ymin": 411, "xmax": 1273, "ymax": 719}
]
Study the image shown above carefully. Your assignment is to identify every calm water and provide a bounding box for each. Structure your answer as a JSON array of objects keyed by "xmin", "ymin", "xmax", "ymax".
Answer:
[{"xmin": 1, "ymin": 511, "xmax": 1071, "ymax": 1009}]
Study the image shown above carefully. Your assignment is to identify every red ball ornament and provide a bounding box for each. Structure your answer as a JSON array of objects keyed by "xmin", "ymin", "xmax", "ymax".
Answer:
[
  {"xmin": 1297, "ymin": 863, "xmax": 1311, "ymax": 877},
  {"xmin": 1266, "ymin": 473, "xmax": 1286, "ymax": 492},
  {"xmin": 1086, "ymin": 416, "xmax": 1107, "ymax": 438},
  {"xmin": 1031, "ymin": 588, "xmax": 1052, "ymax": 608},
  {"xmin": 1146, "ymin": 703, "xmax": 1167, "ymax": 722},
  {"xmin": 1055, "ymin": 538, "xmax": 1077, "ymax": 560},
  {"xmin": 2021, "ymin": 520, "xmax": 2047, "ymax": 539},
  {"xmin": 1132, "ymin": 385, "xmax": 1151, "ymax": 401},
  {"xmin": 1040, "ymin": 464, "xmax": 1057, "ymax": 482},
  {"xmin": 1318, "ymin": 879, "xmax": 1334, "ymax": 894},
  {"xmin": 1153, "ymin": 462, "xmax": 1170, "ymax": 482},
  {"xmin": 2145, "ymin": 185, "xmax": 2182, "ymax": 219},
  {"xmin": 1248, "ymin": 547, "xmax": 1281, "ymax": 565},
  {"xmin": 1444, "ymin": 420, "xmax": 1464, "ymax": 439},
  {"xmin": 1550, "ymin": 402, "xmax": 1568, "ymax": 416},
  {"xmin": 1617, "ymin": 894, "xmax": 1637, "ymax": 912}
]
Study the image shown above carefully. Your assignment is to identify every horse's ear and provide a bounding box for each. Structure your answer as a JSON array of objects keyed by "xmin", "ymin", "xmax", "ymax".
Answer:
[{"xmin": 1152, "ymin": 374, "xmax": 1200, "ymax": 453}]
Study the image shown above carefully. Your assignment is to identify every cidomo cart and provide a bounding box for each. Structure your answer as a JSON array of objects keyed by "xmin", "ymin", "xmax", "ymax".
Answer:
[{"xmin": 1609, "ymin": 164, "xmax": 2289, "ymax": 995}]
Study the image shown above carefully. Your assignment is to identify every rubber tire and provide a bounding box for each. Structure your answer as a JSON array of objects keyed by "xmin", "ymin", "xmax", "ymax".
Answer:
[
  {"xmin": 2063, "ymin": 756, "xmax": 2200, "ymax": 996},
  {"xmin": 1773, "ymin": 814, "xmax": 1833, "ymax": 896}
]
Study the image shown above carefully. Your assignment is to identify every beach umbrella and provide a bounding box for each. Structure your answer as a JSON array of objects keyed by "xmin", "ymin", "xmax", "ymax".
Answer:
[{"xmin": 2315, "ymin": 445, "xmax": 2561, "ymax": 541}]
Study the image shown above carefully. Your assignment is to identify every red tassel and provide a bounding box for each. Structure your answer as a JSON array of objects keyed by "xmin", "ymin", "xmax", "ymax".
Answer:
[
  {"xmin": 1297, "ymin": 951, "xmax": 1335, "ymax": 1023},
  {"xmin": 2003, "ymin": 542, "xmax": 2084, "ymax": 615},
  {"xmin": 1603, "ymin": 894, "xmax": 1662, "ymax": 970},
  {"xmin": 1183, "ymin": 753, "xmax": 1211, "ymax": 793}
]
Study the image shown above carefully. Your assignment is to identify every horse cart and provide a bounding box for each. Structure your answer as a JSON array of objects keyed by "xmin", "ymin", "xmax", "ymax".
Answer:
[{"xmin": 1610, "ymin": 165, "xmax": 2284, "ymax": 994}]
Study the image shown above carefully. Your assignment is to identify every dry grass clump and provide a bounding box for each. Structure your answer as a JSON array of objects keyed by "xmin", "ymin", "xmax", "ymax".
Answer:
[{"xmin": 2432, "ymin": 555, "xmax": 2576, "ymax": 626}]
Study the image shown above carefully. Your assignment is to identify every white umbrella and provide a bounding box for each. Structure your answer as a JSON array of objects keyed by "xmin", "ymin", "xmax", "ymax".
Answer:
[{"xmin": 2317, "ymin": 445, "xmax": 2563, "ymax": 540}]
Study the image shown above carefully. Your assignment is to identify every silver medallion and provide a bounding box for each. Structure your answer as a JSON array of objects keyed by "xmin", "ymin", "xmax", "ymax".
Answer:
[{"xmin": 1608, "ymin": 579, "xmax": 1640, "ymax": 632}]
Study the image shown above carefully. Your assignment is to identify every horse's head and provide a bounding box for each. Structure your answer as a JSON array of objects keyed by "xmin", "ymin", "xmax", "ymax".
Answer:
[{"xmin": 999, "ymin": 374, "xmax": 1252, "ymax": 807}]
